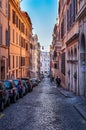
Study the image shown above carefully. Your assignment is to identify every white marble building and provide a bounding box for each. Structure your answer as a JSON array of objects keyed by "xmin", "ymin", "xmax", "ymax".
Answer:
[{"xmin": 40, "ymin": 51, "xmax": 50, "ymax": 76}]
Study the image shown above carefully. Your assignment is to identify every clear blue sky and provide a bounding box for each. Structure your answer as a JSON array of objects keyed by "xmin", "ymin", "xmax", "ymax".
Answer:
[{"xmin": 20, "ymin": 0, "xmax": 57, "ymax": 51}]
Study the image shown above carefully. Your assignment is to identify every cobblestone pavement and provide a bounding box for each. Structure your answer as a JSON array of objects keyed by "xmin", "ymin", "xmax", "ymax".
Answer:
[{"xmin": 0, "ymin": 78, "xmax": 86, "ymax": 130}]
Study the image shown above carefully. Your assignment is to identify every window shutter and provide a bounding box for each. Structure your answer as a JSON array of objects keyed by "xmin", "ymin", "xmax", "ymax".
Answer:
[{"xmin": 0, "ymin": 26, "xmax": 2, "ymax": 44}]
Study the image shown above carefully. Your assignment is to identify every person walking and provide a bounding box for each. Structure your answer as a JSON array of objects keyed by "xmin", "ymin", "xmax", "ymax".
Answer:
[
  {"xmin": 56, "ymin": 76, "xmax": 59, "ymax": 87},
  {"xmin": 56, "ymin": 76, "xmax": 61, "ymax": 87},
  {"xmin": 58, "ymin": 77, "xmax": 61, "ymax": 87}
]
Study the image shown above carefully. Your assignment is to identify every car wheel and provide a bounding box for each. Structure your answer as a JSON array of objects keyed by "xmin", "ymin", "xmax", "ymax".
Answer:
[
  {"xmin": 20, "ymin": 92, "xmax": 23, "ymax": 98},
  {"xmin": 0, "ymin": 102, "xmax": 4, "ymax": 112},
  {"xmin": 7, "ymin": 98, "xmax": 10, "ymax": 106},
  {"xmin": 17, "ymin": 93, "xmax": 19, "ymax": 100},
  {"xmin": 13, "ymin": 95, "xmax": 17, "ymax": 103}
]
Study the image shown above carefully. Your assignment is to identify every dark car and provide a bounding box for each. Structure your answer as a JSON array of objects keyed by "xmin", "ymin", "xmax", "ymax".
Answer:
[
  {"xmin": 13, "ymin": 79, "xmax": 25, "ymax": 97},
  {"xmin": 3, "ymin": 80, "xmax": 18, "ymax": 103},
  {"xmin": 18, "ymin": 77, "xmax": 33, "ymax": 92},
  {"xmin": 0, "ymin": 81, "xmax": 10, "ymax": 111}
]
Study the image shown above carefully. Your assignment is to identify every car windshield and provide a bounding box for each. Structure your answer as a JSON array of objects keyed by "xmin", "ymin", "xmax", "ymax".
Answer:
[{"xmin": 4, "ymin": 81, "xmax": 12, "ymax": 89}]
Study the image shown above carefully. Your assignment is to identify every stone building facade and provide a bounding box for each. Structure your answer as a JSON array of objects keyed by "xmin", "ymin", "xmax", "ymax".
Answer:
[
  {"xmin": 77, "ymin": 0, "xmax": 86, "ymax": 96},
  {"xmin": 52, "ymin": 23, "xmax": 61, "ymax": 79},
  {"xmin": 40, "ymin": 51, "xmax": 50, "ymax": 76},
  {"xmin": 65, "ymin": 0, "xmax": 79, "ymax": 94},
  {"xmin": 54, "ymin": 0, "xmax": 86, "ymax": 97},
  {"xmin": 30, "ymin": 34, "xmax": 40, "ymax": 78},
  {"xmin": 0, "ymin": 0, "xmax": 9, "ymax": 79},
  {"xmin": 56, "ymin": 0, "xmax": 79, "ymax": 93},
  {"xmin": 8, "ymin": 0, "xmax": 32, "ymax": 79}
]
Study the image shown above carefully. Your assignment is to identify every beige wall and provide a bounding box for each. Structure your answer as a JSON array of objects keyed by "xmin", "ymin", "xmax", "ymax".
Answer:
[
  {"xmin": 9, "ymin": 0, "xmax": 32, "ymax": 79},
  {"xmin": 0, "ymin": 0, "xmax": 8, "ymax": 79}
]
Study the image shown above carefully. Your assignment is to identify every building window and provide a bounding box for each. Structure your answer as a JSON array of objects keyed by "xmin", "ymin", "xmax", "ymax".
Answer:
[
  {"xmin": 16, "ymin": 15, "xmax": 18, "ymax": 27},
  {"xmin": 13, "ymin": 29, "xmax": 15, "ymax": 43},
  {"xmin": 12, "ymin": 10, "xmax": 16, "ymax": 24},
  {"xmin": 9, "ymin": 55, "xmax": 11, "ymax": 69},
  {"xmin": 6, "ymin": 58, "xmax": 8, "ymax": 73},
  {"xmin": 16, "ymin": 32, "xmax": 18, "ymax": 44},
  {"xmin": 61, "ymin": 52, "xmax": 65, "ymax": 75},
  {"xmin": 16, "ymin": 56, "xmax": 18, "ymax": 68},
  {"xmin": 8, "ymin": 3, "xmax": 10, "ymax": 20},
  {"xmin": 21, "ymin": 57, "xmax": 25, "ymax": 66},
  {"xmin": 5, "ymin": 0, "xmax": 8, "ymax": 15},
  {"xmin": 19, "ymin": 56, "xmax": 21, "ymax": 68},
  {"xmin": 0, "ymin": 0, "xmax": 2, "ymax": 8},
  {"xmin": 61, "ymin": 19, "xmax": 64, "ymax": 39},
  {"xmin": 16, "ymin": 70, "xmax": 18, "ymax": 78},
  {"xmin": 67, "ymin": 0, "xmax": 77, "ymax": 31},
  {"xmin": 54, "ymin": 63, "xmax": 57, "ymax": 69},
  {"xmin": 6, "ymin": 30, "xmax": 8, "ymax": 45},
  {"xmin": 26, "ymin": 43, "xmax": 28, "ymax": 51},
  {"xmin": 13, "ymin": 56, "xmax": 15, "ymax": 68},
  {"xmin": 0, "ymin": 26, "xmax": 2, "ymax": 44}
]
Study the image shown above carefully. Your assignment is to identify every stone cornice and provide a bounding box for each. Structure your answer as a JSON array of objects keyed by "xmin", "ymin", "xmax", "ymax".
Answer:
[
  {"xmin": 66, "ymin": 33, "xmax": 79, "ymax": 46},
  {"xmin": 76, "ymin": 3, "xmax": 86, "ymax": 21}
]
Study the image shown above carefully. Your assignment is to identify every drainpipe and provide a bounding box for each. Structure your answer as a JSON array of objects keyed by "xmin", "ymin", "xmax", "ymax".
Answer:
[{"xmin": 78, "ymin": 30, "xmax": 80, "ymax": 96}]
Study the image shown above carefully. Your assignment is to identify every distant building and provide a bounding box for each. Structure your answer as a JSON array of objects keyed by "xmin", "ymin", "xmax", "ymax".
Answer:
[
  {"xmin": 30, "ymin": 34, "xmax": 41, "ymax": 78},
  {"xmin": 40, "ymin": 51, "xmax": 50, "ymax": 76}
]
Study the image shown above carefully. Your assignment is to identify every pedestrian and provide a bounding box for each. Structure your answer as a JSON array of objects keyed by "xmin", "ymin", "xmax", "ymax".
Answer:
[
  {"xmin": 58, "ymin": 77, "xmax": 61, "ymax": 87},
  {"xmin": 52, "ymin": 76, "xmax": 54, "ymax": 82},
  {"xmin": 56, "ymin": 76, "xmax": 61, "ymax": 87},
  {"xmin": 56, "ymin": 76, "xmax": 59, "ymax": 87}
]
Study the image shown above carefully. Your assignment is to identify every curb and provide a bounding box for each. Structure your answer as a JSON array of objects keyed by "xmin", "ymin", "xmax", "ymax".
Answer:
[
  {"xmin": 74, "ymin": 104, "xmax": 86, "ymax": 120},
  {"xmin": 56, "ymin": 86, "xmax": 86, "ymax": 120},
  {"xmin": 57, "ymin": 88, "xmax": 74, "ymax": 98}
]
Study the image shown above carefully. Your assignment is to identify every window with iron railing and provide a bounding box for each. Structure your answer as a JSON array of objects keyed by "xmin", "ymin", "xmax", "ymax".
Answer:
[{"xmin": 67, "ymin": 0, "xmax": 77, "ymax": 31}]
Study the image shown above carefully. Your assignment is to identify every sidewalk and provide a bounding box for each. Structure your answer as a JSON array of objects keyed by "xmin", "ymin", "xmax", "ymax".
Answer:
[{"xmin": 57, "ymin": 86, "xmax": 86, "ymax": 120}]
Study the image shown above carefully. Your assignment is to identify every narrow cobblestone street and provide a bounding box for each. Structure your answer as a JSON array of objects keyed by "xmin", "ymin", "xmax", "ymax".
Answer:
[{"xmin": 0, "ymin": 78, "xmax": 86, "ymax": 130}]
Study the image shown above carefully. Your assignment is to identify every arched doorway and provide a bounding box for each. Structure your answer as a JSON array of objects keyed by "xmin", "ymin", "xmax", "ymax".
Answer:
[{"xmin": 79, "ymin": 33, "xmax": 86, "ymax": 96}]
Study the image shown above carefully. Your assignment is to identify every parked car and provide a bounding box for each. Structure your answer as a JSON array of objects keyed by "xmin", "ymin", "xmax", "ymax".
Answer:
[
  {"xmin": 30, "ymin": 78, "xmax": 38, "ymax": 87},
  {"xmin": 18, "ymin": 77, "xmax": 33, "ymax": 92},
  {"xmin": 0, "ymin": 81, "xmax": 10, "ymax": 111},
  {"xmin": 3, "ymin": 80, "xmax": 18, "ymax": 103},
  {"xmin": 22, "ymin": 80, "xmax": 28, "ymax": 94},
  {"xmin": 13, "ymin": 79, "xmax": 25, "ymax": 97}
]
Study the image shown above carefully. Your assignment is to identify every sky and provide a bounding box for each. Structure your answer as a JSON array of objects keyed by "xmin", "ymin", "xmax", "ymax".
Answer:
[{"xmin": 20, "ymin": 0, "xmax": 58, "ymax": 51}]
